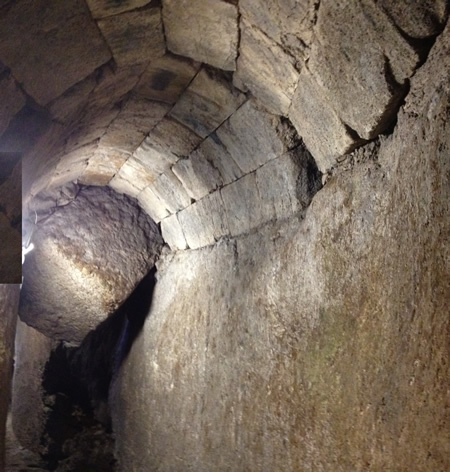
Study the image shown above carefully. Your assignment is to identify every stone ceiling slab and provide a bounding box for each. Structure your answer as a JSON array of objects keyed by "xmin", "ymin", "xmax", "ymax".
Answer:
[
  {"xmin": 86, "ymin": 0, "xmax": 152, "ymax": 19},
  {"xmin": 169, "ymin": 68, "xmax": 245, "ymax": 138},
  {"xmin": 97, "ymin": 7, "xmax": 165, "ymax": 66},
  {"xmin": 0, "ymin": 0, "xmax": 111, "ymax": 105},
  {"xmin": 150, "ymin": 170, "xmax": 192, "ymax": 214},
  {"xmin": 163, "ymin": 0, "xmax": 239, "ymax": 71},
  {"xmin": 79, "ymin": 148, "xmax": 130, "ymax": 186},
  {"xmin": 109, "ymin": 156, "xmax": 158, "ymax": 197}
]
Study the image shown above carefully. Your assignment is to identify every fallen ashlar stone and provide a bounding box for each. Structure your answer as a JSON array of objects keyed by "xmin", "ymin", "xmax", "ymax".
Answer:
[
  {"xmin": 135, "ymin": 54, "xmax": 201, "ymax": 105},
  {"xmin": 0, "ymin": 75, "xmax": 26, "ymax": 136},
  {"xmin": 308, "ymin": 0, "xmax": 420, "ymax": 140},
  {"xmin": 0, "ymin": 0, "xmax": 111, "ymax": 105},
  {"xmin": 20, "ymin": 186, "xmax": 163, "ymax": 343},
  {"xmin": 86, "ymin": 0, "xmax": 152, "ymax": 19},
  {"xmin": 289, "ymin": 67, "xmax": 360, "ymax": 174},
  {"xmin": 97, "ymin": 7, "xmax": 165, "ymax": 67},
  {"xmin": 163, "ymin": 0, "xmax": 239, "ymax": 71},
  {"xmin": 149, "ymin": 170, "xmax": 192, "ymax": 214},
  {"xmin": 79, "ymin": 148, "xmax": 130, "ymax": 186},
  {"xmin": 216, "ymin": 100, "xmax": 299, "ymax": 174},
  {"xmin": 374, "ymin": 0, "xmax": 448, "ymax": 38},
  {"xmin": 234, "ymin": 20, "xmax": 300, "ymax": 116},
  {"xmin": 137, "ymin": 185, "xmax": 170, "ymax": 223},
  {"xmin": 160, "ymin": 213, "xmax": 188, "ymax": 250},
  {"xmin": 99, "ymin": 98, "xmax": 170, "ymax": 153},
  {"xmin": 177, "ymin": 191, "xmax": 229, "ymax": 249},
  {"xmin": 170, "ymin": 67, "xmax": 246, "ymax": 138}
]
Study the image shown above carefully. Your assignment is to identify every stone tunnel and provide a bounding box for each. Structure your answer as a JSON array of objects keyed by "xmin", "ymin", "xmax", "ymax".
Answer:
[{"xmin": 0, "ymin": 0, "xmax": 449, "ymax": 470}]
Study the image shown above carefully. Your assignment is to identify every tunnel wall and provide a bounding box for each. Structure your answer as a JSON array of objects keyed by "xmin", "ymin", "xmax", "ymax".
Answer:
[{"xmin": 111, "ymin": 27, "xmax": 450, "ymax": 472}]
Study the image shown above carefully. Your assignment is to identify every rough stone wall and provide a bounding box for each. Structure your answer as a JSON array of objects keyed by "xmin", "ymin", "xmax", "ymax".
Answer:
[
  {"xmin": 0, "ymin": 285, "xmax": 20, "ymax": 470},
  {"xmin": 112, "ymin": 24, "xmax": 450, "ymax": 471}
]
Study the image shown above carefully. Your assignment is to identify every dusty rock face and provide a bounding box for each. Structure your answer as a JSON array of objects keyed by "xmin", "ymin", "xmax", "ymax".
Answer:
[
  {"xmin": 0, "ymin": 285, "xmax": 19, "ymax": 471},
  {"xmin": 112, "ymin": 25, "xmax": 450, "ymax": 471},
  {"xmin": 20, "ymin": 185, "xmax": 163, "ymax": 342}
]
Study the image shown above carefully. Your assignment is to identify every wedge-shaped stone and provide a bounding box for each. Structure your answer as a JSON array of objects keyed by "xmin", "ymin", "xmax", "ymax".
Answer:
[
  {"xmin": 289, "ymin": 67, "xmax": 359, "ymax": 173},
  {"xmin": 109, "ymin": 156, "xmax": 158, "ymax": 197},
  {"xmin": 58, "ymin": 141, "xmax": 98, "ymax": 170},
  {"xmin": 97, "ymin": 8, "xmax": 165, "ymax": 66},
  {"xmin": 0, "ymin": 75, "xmax": 26, "ymax": 136},
  {"xmin": 0, "ymin": 0, "xmax": 111, "ymax": 105},
  {"xmin": 172, "ymin": 153, "xmax": 223, "ymax": 201},
  {"xmin": 137, "ymin": 186, "xmax": 170, "ymax": 223},
  {"xmin": 99, "ymin": 98, "xmax": 169, "ymax": 153},
  {"xmin": 309, "ymin": 0, "xmax": 420, "ymax": 140},
  {"xmin": 161, "ymin": 213, "xmax": 188, "ymax": 250},
  {"xmin": 136, "ymin": 54, "xmax": 201, "ymax": 104},
  {"xmin": 79, "ymin": 148, "xmax": 130, "ymax": 186},
  {"xmin": 217, "ymin": 100, "xmax": 298, "ymax": 174},
  {"xmin": 170, "ymin": 68, "xmax": 245, "ymax": 138},
  {"xmin": 48, "ymin": 160, "xmax": 89, "ymax": 190},
  {"xmin": 86, "ymin": 0, "xmax": 151, "ymax": 19},
  {"xmin": 163, "ymin": 0, "xmax": 239, "ymax": 71},
  {"xmin": 178, "ymin": 191, "xmax": 229, "ymax": 249},
  {"xmin": 150, "ymin": 170, "xmax": 192, "ymax": 213},
  {"xmin": 234, "ymin": 20, "xmax": 300, "ymax": 115}
]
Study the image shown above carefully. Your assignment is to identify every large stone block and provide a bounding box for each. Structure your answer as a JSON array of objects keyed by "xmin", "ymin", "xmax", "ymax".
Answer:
[
  {"xmin": 234, "ymin": 20, "xmax": 300, "ymax": 115},
  {"xmin": 0, "ymin": 0, "xmax": 111, "ymax": 105},
  {"xmin": 0, "ymin": 75, "xmax": 26, "ymax": 136},
  {"xmin": 217, "ymin": 100, "xmax": 299, "ymax": 174},
  {"xmin": 170, "ymin": 68, "xmax": 245, "ymax": 138},
  {"xmin": 163, "ymin": 0, "xmax": 239, "ymax": 70},
  {"xmin": 149, "ymin": 170, "xmax": 192, "ymax": 213},
  {"xmin": 109, "ymin": 156, "xmax": 157, "ymax": 197},
  {"xmin": 97, "ymin": 7, "xmax": 165, "ymax": 66},
  {"xmin": 160, "ymin": 213, "xmax": 188, "ymax": 250},
  {"xmin": 79, "ymin": 148, "xmax": 130, "ymax": 186},
  {"xmin": 137, "ymin": 186, "xmax": 170, "ymax": 223},
  {"xmin": 289, "ymin": 67, "xmax": 361, "ymax": 173},
  {"xmin": 136, "ymin": 54, "xmax": 201, "ymax": 105},
  {"xmin": 86, "ymin": 0, "xmax": 151, "ymax": 19}
]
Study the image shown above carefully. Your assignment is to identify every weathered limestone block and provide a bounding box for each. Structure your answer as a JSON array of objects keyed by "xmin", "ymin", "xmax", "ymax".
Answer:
[
  {"xmin": 150, "ymin": 170, "xmax": 192, "ymax": 214},
  {"xmin": 137, "ymin": 186, "xmax": 170, "ymax": 223},
  {"xmin": 162, "ymin": 0, "xmax": 239, "ymax": 71},
  {"xmin": 0, "ymin": 75, "xmax": 26, "ymax": 136},
  {"xmin": 97, "ymin": 8, "xmax": 165, "ymax": 66},
  {"xmin": 109, "ymin": 156, "xmax": 157, "ymax": 197},
  {"xmin": 221, "ymin": 173, "xmax": 266, "ymax": 236},
  {"xmin": 160, "ymin": 213, "xmax": 188, "ymax": 250},
  {"xmin": 20, "ymin": 186, "xmax": 163, "ymax": 342},
  {"xmin": 79, "ymin": 148, "xmax": 130, "ymax": 186},
  {"xmin": 217, "ymin": 100, "xmax": 298, "ymax": 174},
  {"xmin": 48, "ymin": 161, "xmax": 89, "ymax": 191},
  {"xmin": 308, "ymin": 0, "xmax": 420, "ymax": 140},
  {"xmin": 136, "ymin": 54, "xmax": 201, "ymax": 104},
  {"xmin": 289, "ymin": 67, "xmax": 361, "ymax": 173},
  {"xmin": 11, "ymin": 322, "xmax": 54, "ymax": 454},
  {"xmin": 170, "ymin": 68, "xmax": 246, "ymax": 138},
  {"xmin": 0, "ymin": 285, "xmax": 19, "ymax": 471},
  {"xmin": 0, "ymin": 0, "xmax": 110, "ymax": 105},
  {"xmin": 86, "ymin": 0, "xmax": 151, "ymax": 19},
  {"xmin": 99, "ymin": 98, "xmax": 169, "ymax": 153},
  {"xmin": 191, "ymin": 133, "xmax": 243, "ymax": 186},
  {"xmin": 177, "ymin": 192, "xmax": 229, "ymax": 249},
  {"xmin": 234, "ymin": 20, "xmax": 300, "ymax": 115},
  {"xmin": 374, "ymin": 0, "xmax": 448, "ymax": 38},
  {"xmin": 172, "ymin": 153, "xmax": 223, "ymax": 201}
]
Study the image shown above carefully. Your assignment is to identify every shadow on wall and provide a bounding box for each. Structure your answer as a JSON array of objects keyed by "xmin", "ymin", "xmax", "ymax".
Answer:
[{"xmin": 40, "ymin": 267, "xmax": 157, "ymax": 470}]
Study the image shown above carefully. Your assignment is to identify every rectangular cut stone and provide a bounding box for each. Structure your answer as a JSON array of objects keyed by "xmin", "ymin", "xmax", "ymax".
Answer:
[
  {"xmin": 178, "ymin": 191, "xmax": 229, "ymax": 249},
  {"xmin": 161, "ymin": 213, "xmax": 188, "ymax": 250},
  {"xmin": 172, "ymin": 153, "xmax": 223, "ymax": 201},
  {"xmin": 0, "ymin": 75, "xmax": 26, "ymax": 136},
  {"xmin": 163, "ymin": 0, "xmax": 239, "ymax": 71},
  {"xmin": 137, "ymin": 186, "xmax": 170, "ymax": 223},
  {"xmin": 109, "ymin": 156, "xmax": 157, "ymax": 197},
  {"xmin": 308, "ymin": 0, "xmax": 420, "ymax": 140},
  {"xmin": 289, "ymin": 67, "xmax": 359, "ymax": 173},
  {"xmin": 97, "ymin": 8, "xmax": 165, "ymax": 66},
  {"xmin": 234, "ymin": 20, "xmax": 300, "ymax": 116},
  {"xmin": 169, "ymin": 68, "xmax": 245, "ymax": 138},
  {"xmin": 221, "ymin": 173, "xmax": 266, "ymax": 236},
  {"xmin": 48, "ymin": 161, "xmax": 88, "ymax": 189},
  {"xmin": 59, "ymin": 141, "xmax": 98, "ymax": 169},
  {"xmin": 79, "ymin": 148, "xmax": 130, "ymax": 186},
  {"xmin": 193, "ymin": 133, "xmax": 243, "ymax": 185},
  {"xmin": 99, "ymin": 98, "xmax": 169, "ymax": 153},
  {"xmin": 136, "ymin": 54, "xmax": 201, "ymax": 104},
  {"xmin": 86, "ymin": 0, "xmax": 151, "ymax": 19},
  {"xmin": 150, "ymin": 170, "xmax": 192, "ymax": 213},
  {"xmin": 216, "ymin": 100, "xmax": 298, "ymax": 174},
  {"xmin": 0, "ymin": 0, "xmax": 111, "ymax": 105}
]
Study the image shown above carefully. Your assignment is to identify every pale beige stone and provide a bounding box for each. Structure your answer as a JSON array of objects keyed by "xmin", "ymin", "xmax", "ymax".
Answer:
[
  {"xmin": 163, "ymin": 0, "xmax": 239, "ymax": 71},
  {"xmin": 97, "ymin": 8, "xmax": 165, "ymax": 66},
  {"xmin": 0, "ymin": 75, "xmax": 26, "ymax": 136},
  {"xmin": 136, "ymin": 54, "xmax": 201, "ymax": 104},
  {"xmin": 137, "ymin": 186, "xmax": 170, "ymax": 223},
  {"xmin": 150, "ymin": 170, "xmax": 192, "ymax": 214},
  {"xmin": 160, "ymin": 213, "xmax": 188, "ymax": 250},
  {"xmin": 86, "ymin": 0, "xmax": 151, "ymax": 19},
  {"xmin": 0, "ymin": 0, "xmax": 110, "ymax": 105},
  {"xmin": 79, "ymin": 148, "xmax": 130, "ymax": 186},
  {"xmin": 170, "ymin": 68, "xmax": 245, "ymax": 138},
  {"xmin": 109, "ymin": 156, "xmax": 158, "ymax": 197},
  {"xmin": 234, "ymin": 20, "xmax": 300, "ymax": 115}
]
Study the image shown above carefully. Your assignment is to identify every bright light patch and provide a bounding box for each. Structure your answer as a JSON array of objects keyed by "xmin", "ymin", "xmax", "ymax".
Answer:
[{"xmin": 22, "ymin": 243, "xmax": 35, "ymax": 264}]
